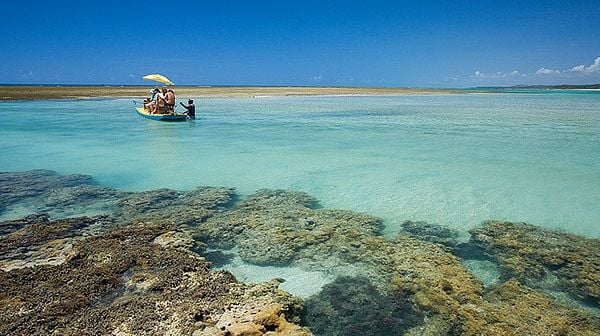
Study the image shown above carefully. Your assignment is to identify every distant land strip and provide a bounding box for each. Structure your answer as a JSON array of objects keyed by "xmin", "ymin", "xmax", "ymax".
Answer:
[
  {"xmin": 0, "ymin": 86, "xmax": 460, "ymax": 100},
  {"xmin": 476, "ymin": 84, "xmax": 600, "ymax": 90}
]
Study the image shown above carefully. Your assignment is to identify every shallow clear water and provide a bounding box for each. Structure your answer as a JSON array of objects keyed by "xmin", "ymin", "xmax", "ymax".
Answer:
[
  {"xmin": 1, "ymin": 93, "xmax": 600, "ymax": 239},
  {"xmin": 213, "ymin": 248, "xmax": 335, "ymax": 297}
]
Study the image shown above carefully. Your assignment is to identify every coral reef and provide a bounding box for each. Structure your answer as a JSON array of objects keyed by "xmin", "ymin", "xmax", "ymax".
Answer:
[
  {"xmin": 479, "ymin": 280, "xmax": 600, "ymax": 335},
  {"xmin": 0, "ymin": 213, "xmax": 116, "ymax": 271},
  {"xmin": 470, "ymin": 220, "xmax": 600, "ymax": 304},
  {"xmin": 196, "ymin": 189, "xmax": 382, "ymax": 268},
  {"xmin": 0, "ymin": 170, "xmax": 234, "ymax": 227},
  {"xmin": 400, "ymin": 220, "xmax": 461, "ymax": 247},
  {"xmin": 196, "ymin": 189, "xmax": 600, "ymax": 335},
  {"xmin": 1, "ymin": 171, "xmax": 599, "ymax": 335},
  {"xmin": 302, "ymin": 276, "xmax": 423, "ymax": 336},
  {"xmin": 0, "ymin": 172, "xmax": 309, "ymax": 335},
  {"xmin": 0, "ymin": 170, "xmax": 122, "ymax": 219},
  {"xmin": 114, "ymin": 187, "xmax": 235, "ymax": 226},
  {"xmin": 0, "ymin": 170, "xmax": 96, "ymax": 204},
  {"xmin": 197, "ymin": 190, "xmax": 483, "ymax": 332},
  {"xmin": 0, "ymin": 216, "xmax": 310, "ymax": 336}
]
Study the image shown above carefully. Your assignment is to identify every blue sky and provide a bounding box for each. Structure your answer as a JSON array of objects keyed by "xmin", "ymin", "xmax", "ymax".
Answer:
[{"xmin": 1, "ymin": 0, "xmax": 599, "ymax": 87}]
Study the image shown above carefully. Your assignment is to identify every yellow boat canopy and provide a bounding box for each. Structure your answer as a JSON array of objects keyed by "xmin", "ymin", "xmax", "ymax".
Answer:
[{"xmin": 142, "ymin": 74, "xmax": 174, "ymax": 85}]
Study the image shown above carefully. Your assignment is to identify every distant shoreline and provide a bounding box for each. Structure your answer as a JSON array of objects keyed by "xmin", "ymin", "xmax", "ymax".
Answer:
[
  {"xmin": 2, "ymin": 85, "xmax": 597, "ymax": 101},
  {"xmin": 0, "ymin": 86, "xmax": 462, "ymax": 100}
]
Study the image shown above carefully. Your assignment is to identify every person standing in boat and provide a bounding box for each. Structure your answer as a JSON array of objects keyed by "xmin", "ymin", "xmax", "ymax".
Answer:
[
  {"xmin": 180, "ymin": 99, "xmax": 195, "ymax": 119},
  {"xmin": 165, "ymin": 88, "xmax": 176, "ymax": 114}
]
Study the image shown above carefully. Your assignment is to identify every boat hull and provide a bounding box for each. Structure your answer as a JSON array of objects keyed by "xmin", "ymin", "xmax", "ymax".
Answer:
[{"xmin": 135, "ymin": 107, "xmax": 188, "ymax": 122}]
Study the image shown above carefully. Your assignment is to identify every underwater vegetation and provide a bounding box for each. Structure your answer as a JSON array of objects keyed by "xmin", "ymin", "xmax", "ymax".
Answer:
[
  {"xmin": 471, "ymin": 220, "xmax": 600, "ymax": 305},
  {"xmin": 0, "ymin": 170, "xmax": 599, "ymax": 335},
  {"xmin": 302, "ymin": 276, "xmax": 423, "ymax": 336}
]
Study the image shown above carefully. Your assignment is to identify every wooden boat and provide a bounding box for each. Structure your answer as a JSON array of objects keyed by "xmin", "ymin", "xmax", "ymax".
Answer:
[{"xmin": 135, "ymin": 107, "xmax": 189, "ymax": 122}]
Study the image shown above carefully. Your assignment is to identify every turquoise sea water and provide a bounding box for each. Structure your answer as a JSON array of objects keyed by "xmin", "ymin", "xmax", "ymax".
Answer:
[{"xmin": 1, "ymin": 93, "xmax": 599, "ymax": 240}]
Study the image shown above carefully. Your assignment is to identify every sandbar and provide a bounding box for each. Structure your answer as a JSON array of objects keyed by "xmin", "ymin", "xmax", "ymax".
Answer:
[{"xmin": 0, "ymin": 86, "xmax": 461, "ymax": 100}]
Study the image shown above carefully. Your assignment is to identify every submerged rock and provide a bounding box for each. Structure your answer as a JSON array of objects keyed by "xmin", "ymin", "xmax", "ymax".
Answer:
[
  {"xmin": 196, "ymin": 189, "xmax": 600, "ymax": 335},
  {"xmin": 196, "ymin": 189, "xmax": 382, "ymax": 267},
  {"xmin": 0, "ymin": 170, "xmax": 95, "ymax": 203},
  {"xmin": 0, "ymin": 170, "xmax": 122, "ymax": 220},
  {"xmin": 470, "ymin": 220, "xmax": 600, "ymax": 304},
  {"xmin": 0, "ymin": 213, "xmax": 49, "ymax": 236},
  {"xmin": 302, "ymin": 276, "xmax": 423, "ymax": 336},
  {"xmin": 0, "ymin": 170, "xmax": 234, "ymax": 229},
  {"xmin": 0, "ymin": 214, "xmax": 116, "ymax": 271},
  {"xmin": 482, "ymin": 280, "xmax": 600, "ymax": 335},
  {"xmin": 400, "ymin": 220, "xmax": 461, "ymax": 247},
  {"xmin": 1, "ymin": 170, "xmax": 598, "ymax": 335},
  {"xmin": 115, "ymin": 186, "xmax": 235, "ymax": 226},
  {"xmin": 0, "ymin": 216, "xmax": 311, "ymax": 336}
]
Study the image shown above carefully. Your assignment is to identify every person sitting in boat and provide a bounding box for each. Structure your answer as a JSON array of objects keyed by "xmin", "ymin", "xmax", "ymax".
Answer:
[
  {"xmin": 180, "ymin": 99, "xmax": 195, "ymax": 119},
  {"xmin": 144, "ymin": 88, "xmax": 159, "ymax": 112},
  {"xmin": 165, "ymin": 88, "xmax": 176, "ymax": 114},
  {"xmin": 153, "ymin": 88, "xmax": 167, "ymax": 114}
]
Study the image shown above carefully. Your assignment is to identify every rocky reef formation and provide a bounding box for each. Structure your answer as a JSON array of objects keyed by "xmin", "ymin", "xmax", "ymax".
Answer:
[
  {"xmin": 197, "ymin": 189, "xmax": 600, "ymax": 335},
  {"xmin": 0, "ymin": 218, "xmax": 310, "ymax": 335},
  {"xmin": 0, "ymin": 170, "xmax": 122, "ymax": 219},
  {"xmin": 479, "ymin": 280, "xmax": 599, "ymax": 335},
  {"xmin": 302, "ymin": 276, "xmax": 423, "ymax": 336},
  {"xmin": 0, "ymin": 213, "xmax": 116, "ymax": 271},
  {"xmin": 399, "ymin": 220, "xmax": 461, "ymax": 247},
  {"xmin": 0, "ymin": 171, "xmax": 310, "ymax": 336},
  {"xmin": 1, "ymin": 170, "xmax": 599, "ymax": 335},
  {"xmin": 114, "ymin": 187, "xmax": 235, "ymax": 226},
  {"xmin": 0, "ymin": 170, "xmax": 97, "ymax": 204},
  {"xmin": 196, "ymin": 189, "xmax": 382, "ymax": 269},
  {"xmin": 0, "ymin": 169, "xmax": 236, "ymax": 228},
  {"xmin": 470, "ymin": 220, "xmax": 600, "ymax": 304}
]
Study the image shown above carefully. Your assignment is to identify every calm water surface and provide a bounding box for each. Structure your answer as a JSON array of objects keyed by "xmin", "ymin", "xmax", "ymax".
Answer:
[{"xmin": 1, "ymin": 93, "xmax": 599, "ymax": 239}]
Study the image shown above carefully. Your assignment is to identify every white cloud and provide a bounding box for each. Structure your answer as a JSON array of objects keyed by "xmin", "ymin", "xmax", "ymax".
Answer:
[
  {"xmin": 534, "ymin": 56, "xmax": 600, "ymax": 76},
  {"xmin": 535, "ymin": 68, "xmax": 561, "ymax": 76},
  {"xmin": 509, "ymin": 70, "xmax": 526, "ymax": 77},
  {"xmin": 570, "ymin": 57, "xmax": 600, "ymax": 74},
  {"xmin": 470, "ymin": 57, "xmax": 600, "ymax": 84},
  {"xmin": 473, "ymin": 70, "xmax": 524, "ymax": 79}
]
